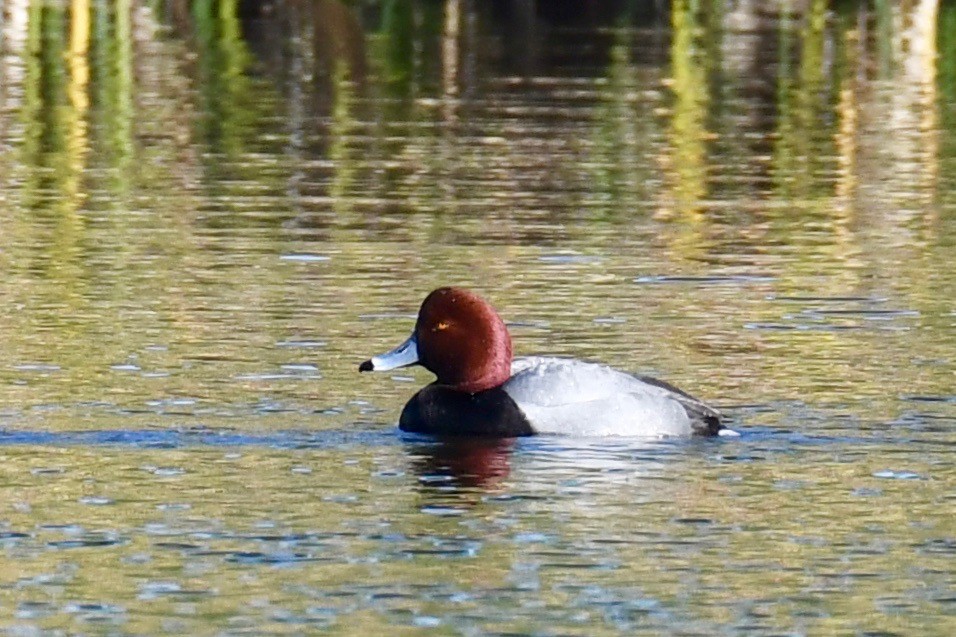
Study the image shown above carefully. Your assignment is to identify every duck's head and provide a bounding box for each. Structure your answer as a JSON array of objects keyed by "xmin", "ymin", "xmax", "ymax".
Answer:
[{"xmin": 359, "ymin": 287, "xmax": 513, "ymax": 393}]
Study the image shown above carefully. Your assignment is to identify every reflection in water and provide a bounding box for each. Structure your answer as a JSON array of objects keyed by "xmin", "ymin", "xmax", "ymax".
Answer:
[
  {"xmin": 850, "ymin": 0, "xmax": 939, "ymax": 236},
  {"xmin": 0, "ymin": 3, "xmax": 949, "ymax": 422},
  {"xmin": 0, "ymin": 1, "xmax": 953, "ymax": 634},
  {"xmin": 408, "ymin": 437, "xmax": 515, "ymax": 490},
  {"xmin": 663, "ymin": 0, "xmax": 711, "ymax": 221}
]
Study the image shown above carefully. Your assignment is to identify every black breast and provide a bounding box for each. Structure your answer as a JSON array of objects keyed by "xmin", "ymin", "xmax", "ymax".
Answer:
[{"xmin": 399, "ymin": 384, "xmax": 535, "ymax": 437}]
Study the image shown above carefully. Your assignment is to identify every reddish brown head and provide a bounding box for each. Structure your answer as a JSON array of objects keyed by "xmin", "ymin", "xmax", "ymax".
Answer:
[
  {"xmin": 359, "ymin": 287, "xmax": 513, "ymax": 394},
  {"xmin": 414, "ymin": 287, "xmax": 513, "ymax": 392}
]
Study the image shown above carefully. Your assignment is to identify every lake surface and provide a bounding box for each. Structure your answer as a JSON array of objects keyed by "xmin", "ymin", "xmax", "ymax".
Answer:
[{"xmin": 1, "ymin": 0, "xmax": 954, "ymax": 634}]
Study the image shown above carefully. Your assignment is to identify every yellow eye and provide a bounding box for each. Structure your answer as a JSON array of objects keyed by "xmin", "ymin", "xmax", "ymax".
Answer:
[{"xmin": 433, "ymin": 320, "xmax": 451, "ymax": 332}]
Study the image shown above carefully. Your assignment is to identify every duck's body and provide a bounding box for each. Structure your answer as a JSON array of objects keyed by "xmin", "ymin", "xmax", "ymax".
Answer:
[
  {"xmin": 505, "ymin": 357, "xmax": 722, "ymax": 436},
  {"xmin": 360, "ymin": 287, "xmax": 730, "ymax": 438}
]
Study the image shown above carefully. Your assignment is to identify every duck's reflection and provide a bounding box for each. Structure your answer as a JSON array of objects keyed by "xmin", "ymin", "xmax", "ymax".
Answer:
[{"xmin": 407, "ymin": 437, "xmax": 516, "ymax": 490}]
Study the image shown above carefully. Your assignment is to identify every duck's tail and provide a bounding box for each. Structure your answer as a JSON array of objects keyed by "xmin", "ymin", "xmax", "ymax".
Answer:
[{"xmin": 692, "ymin": 413, "xmax": 739, "ymax": 437}]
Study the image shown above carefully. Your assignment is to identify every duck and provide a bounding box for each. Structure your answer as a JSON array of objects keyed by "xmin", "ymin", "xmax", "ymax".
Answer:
[{"xmin": 359, "ymin": 287, "xmax": 732, "ymax": 438}]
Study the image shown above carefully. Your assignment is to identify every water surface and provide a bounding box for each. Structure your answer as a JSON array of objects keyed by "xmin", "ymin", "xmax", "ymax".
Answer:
[{"xmin": 1, "ymin": 1, "xmax": 954, "ymax": 634}]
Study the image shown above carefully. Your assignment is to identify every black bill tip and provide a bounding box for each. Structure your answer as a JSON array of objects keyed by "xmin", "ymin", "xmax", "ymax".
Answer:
[{"xmin": 358, "ymin": 359, "xmax": 374, "ymax": 373}]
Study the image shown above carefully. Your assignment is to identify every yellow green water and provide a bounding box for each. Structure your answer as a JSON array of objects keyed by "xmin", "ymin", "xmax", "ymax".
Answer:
[{"xmin": 0, "ymin": 0, "xmax": 954, "ymax": 634}]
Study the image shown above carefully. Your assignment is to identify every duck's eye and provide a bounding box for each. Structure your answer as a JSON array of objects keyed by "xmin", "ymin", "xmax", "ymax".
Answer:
[{"xmin": 433, "ymin": 320, "xmax": 451, "ymax": 332}]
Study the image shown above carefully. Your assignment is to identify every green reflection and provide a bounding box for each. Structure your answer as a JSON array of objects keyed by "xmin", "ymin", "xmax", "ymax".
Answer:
[
  {"xmin": 329, "ymin": 59, "xmax": 359, "ymax": 217},
  {"xmin": 92, "ymin": 0, "xmax": 135, "ymax": 179},
  {"xmin": 590, "ymin": 30, "xmax": 653, "ymax": 219},
  {"xmin": 17, "ymin": 0, "xmax": 87, "ymax": 283},
  {"xmin": 772, "ymin": 0, "xmax": 838, "ymax": 204},
  {"xmin": 377, "ymin": 0, "xmax": 414, "ymax": 91},
  {"xmin": 940, "ymin": 4, "xmax": 956, "ymax": 219},
  {"xmin": 369, "ymin": 0, "xmax": 443, "ymax": 114},
  {"xmin": 190, "ymin": 0, "xmax": 256, "ymax": 154},
  {"xmin": 665, "ymin": 0, "xmax": 712, "ymax": 219},
  {"xmin": 941, "ymin": 4, "xmax": 956, "ymax": 103},
  {"xmin": 874, "ymin": 0, "xmax": 894, "ymax": 78},
  {"xmin": 16, "ymin": 0, "xmax": 139, "ymax": 207}
]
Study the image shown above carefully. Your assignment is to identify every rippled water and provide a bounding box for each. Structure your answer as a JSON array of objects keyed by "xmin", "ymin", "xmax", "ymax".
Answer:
[{"xmin": 1, "ymin": 1, "xmax": 954, "ymax": 634}]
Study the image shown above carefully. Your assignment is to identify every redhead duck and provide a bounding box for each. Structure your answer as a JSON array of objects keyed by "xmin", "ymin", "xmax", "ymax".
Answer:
[{"xmin": 359, "ymin": 287, "xmax": 731, "ymax": 438}]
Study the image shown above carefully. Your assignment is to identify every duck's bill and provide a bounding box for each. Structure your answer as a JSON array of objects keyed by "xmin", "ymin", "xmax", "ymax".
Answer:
[{"xmin": 359, "ymin": 333, "xmax": 419, "ymax": 372}]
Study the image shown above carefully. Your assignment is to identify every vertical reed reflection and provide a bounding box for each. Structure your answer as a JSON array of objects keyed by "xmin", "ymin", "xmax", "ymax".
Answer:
[
  {"xmin": 66, "ymin": 0, "xmax": 91, "ymax": 205},
  {"xmin": 329, "ymin": 58, "xmax": 359, "ymax": 217},
  {"xmin": 107, "ymin": 0, "xmax": 134, "ymax": 175},
  {"xmin": 834, "ymin": 0, "xmax": 939, "ymax": 254},
  {"xmin": 441, "ymin": 0, "xmax": 460, "ymax": 100},
  {"xmin": 663, "ymin": 0, "xmax": 710, "ymax": 220},
  {"xmin": 589, "ymin": 29, "xmax": 654, "ymax": 220},
  {"xmin": 191, "ymin": 0, "xmax": 254, "ymax": 155}
]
